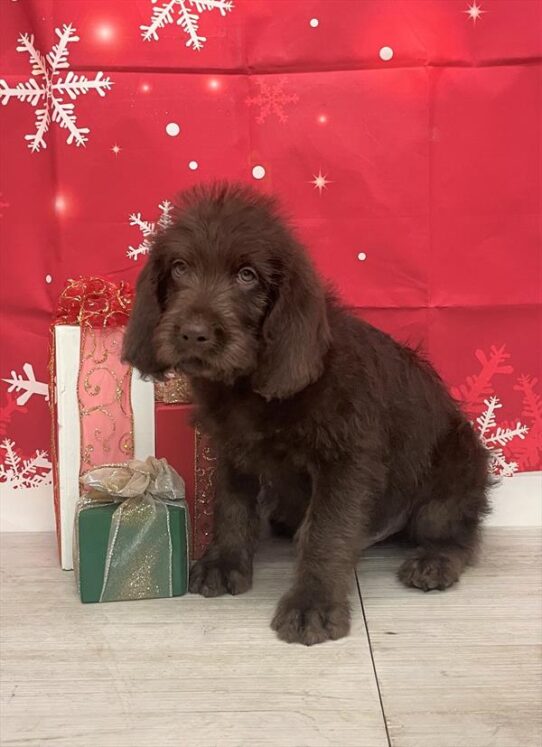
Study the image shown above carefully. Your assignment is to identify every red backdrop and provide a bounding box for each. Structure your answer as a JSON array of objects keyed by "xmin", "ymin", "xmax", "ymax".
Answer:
[{"xmin": 1, "ymin": 0, "xmax": 541, "ymax": 492}]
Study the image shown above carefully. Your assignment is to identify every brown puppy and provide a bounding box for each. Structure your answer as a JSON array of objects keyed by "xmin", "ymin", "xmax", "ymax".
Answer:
[{"xmin": 122, "ymin": 182, "xmax": 491, "ymax": 645}]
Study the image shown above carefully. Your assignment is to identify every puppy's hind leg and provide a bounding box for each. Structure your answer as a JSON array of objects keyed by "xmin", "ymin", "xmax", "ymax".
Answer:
[
  {"xmin": 398, "ymin": 422, "xmax": 491, "ymax": 592},
  {"xmin": 265, "ymin": 472, "xmax": 311, "ymax": 539}
]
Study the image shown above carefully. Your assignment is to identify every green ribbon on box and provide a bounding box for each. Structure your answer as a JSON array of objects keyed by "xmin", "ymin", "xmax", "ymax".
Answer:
[{"xmin": 75, "ymin": 457, "xmax": 187, "ymax": 602}]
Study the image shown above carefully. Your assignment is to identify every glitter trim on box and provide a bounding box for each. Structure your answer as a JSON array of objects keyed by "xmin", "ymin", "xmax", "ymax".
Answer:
[
  {"xmin": 194, "ymin": 426, "xmax": 216, "ymax": 558},
  {"xmin": 155, "ymin": 374, "xmax": 192, "ymax": 404}
]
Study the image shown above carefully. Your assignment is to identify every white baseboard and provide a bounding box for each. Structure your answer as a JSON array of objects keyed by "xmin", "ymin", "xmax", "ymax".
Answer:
[
  {"xmin": 485, "ymin": 471, "xmax": 542, "ymax": 526},
  {"xmin": 1, "ymin": 472, "xmax": 540, "ymax": 532},
  {"xmin": 0, "ymin": 484, "xmax": 56, "ymax": 532}
]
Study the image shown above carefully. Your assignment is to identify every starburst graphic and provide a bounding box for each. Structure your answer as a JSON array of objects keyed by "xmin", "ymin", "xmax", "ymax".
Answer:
[
  {"xmin": 310, "ymin": 171, "xmax": 332, "ymax": 195},
  {"xmin": 464, "ymin": 1, "xmax": 486, "ymax": 23},
  {"xmin": 141, "ymin": 0, "xmax": 234, "ymax": 51},
  {"xmin": 245, "ymin": 80, "xmax": 299, "ymax": 124},
  {"xmin": 111, "ymin": 144, "xmax": 121, "ymax": 156},
  {"xmin": 0, "ymin": 24, "xmax": 113, "ymax": 152}
]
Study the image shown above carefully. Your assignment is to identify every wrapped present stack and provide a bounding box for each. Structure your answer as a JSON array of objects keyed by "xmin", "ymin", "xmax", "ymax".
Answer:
[
  {"xmin": 50, "ymin": 277, "xmax": 215, "ymax": 572},
  {"xmin": 75, "ymin": 457, "xmax": 189, "ymax": 603},
  {"xmin": 50, "ymin": 277, "xmax": 155, "ymax": 570}
]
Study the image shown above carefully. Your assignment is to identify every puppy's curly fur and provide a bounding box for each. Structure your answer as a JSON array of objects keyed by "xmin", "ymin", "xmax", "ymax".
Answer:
[{"xmin": 123, "ymin": 183, "xmax": 491, "ymax": 645}]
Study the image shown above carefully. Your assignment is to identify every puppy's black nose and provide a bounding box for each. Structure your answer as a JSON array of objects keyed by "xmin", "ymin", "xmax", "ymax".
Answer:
[{"xmin": 180, "ymin": 320, "xmax": 213, "ymax": 346}]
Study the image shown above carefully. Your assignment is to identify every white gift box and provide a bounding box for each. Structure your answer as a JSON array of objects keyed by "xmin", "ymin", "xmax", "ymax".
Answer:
[{"xmin": 53, "ymin": 325, "xmax": 155, "ymax": 569}]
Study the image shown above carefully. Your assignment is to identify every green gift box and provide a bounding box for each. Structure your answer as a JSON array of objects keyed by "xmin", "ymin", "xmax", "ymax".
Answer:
[{"xmin": 74, "ymin": 457, "xmax": 190, "ymax": 603}]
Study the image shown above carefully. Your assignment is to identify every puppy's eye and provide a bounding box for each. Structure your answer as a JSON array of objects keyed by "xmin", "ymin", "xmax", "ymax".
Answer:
[
  {"xmin": 172, "ymin": 260, "xmax": 188, "ymax": 279},
  {"xmin": 237, "ymin": 266, "xmax": 258, "ymax": 285}
]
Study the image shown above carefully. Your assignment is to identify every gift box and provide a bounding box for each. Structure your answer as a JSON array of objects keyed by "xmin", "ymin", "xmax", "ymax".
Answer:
[
  {"xmin": 50, "ymin": 278, "xmax": 155, "ymax": 570},
  {"xmin": 155, "ymin": 403, "xmax": 215, "ymax": 560},
  {"xmin": 75, "ymin": 457, "xmax": 189, "ymax": 603}
]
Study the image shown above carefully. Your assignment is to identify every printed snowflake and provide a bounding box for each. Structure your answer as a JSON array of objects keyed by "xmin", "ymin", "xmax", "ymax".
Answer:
[
  {"xmin": 0, "ymin": 438, "xmax": 52, "ymax": 489},
  {"xmin": 0, "ymin": 393, "xmax": 27, "ymax": 438},
  {"xmin": 245, "ymin": 80, "xmax": 299, "ymax": 124},
  {"xmin": 2, "ymin": 363, "xmax": 49, "ymax": 406},
  {"xmin": 141, "ymin": 0, "xmax": 234, "ymax": 51},
  {"xmin": 511, "ymin": 375, "xmax": 542, "ymax": 470},
  {"xmin": 127, "ymin": 200, "xmax": 174, "ymax": 260},
  {"xmin": 476, "ymin": 397, "xmax": 528, "ymax": 477},
  {"xmin": 453, "ymin": 345, "xmax": 542, "ymax": 475},
  {"xmin": 0, "ymin": 24, "xmax": 113, "ymax": 152},
  {"xmin": 451, "ymin": 345, "xmax": 513, "ymax": 418}
]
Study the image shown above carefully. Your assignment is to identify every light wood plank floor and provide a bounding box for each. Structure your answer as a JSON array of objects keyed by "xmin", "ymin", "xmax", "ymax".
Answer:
[
  {"xmin": 1, "ymin": 529, "xmax": 540, "ymax": 747},
  {"xmin": 358, "ymin": 529, "xmax": 542, "ymax": 747}
]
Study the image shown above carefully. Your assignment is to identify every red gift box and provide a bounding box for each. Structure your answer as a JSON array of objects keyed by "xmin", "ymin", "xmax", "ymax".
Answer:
[{"xmin": 155, "ymin": 403, "xmax": 215, "ymax": 560}]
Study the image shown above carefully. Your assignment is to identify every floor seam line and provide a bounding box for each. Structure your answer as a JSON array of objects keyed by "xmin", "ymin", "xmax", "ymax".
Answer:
[{"xmin": 356, "ymin": 569, "xmax": 393, "ymax": 747}]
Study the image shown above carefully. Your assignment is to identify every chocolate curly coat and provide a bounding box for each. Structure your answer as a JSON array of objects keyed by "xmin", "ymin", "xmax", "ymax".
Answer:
[{"xmin": 122, "ymin": 183, "xmax": 491, "ymax": 645}]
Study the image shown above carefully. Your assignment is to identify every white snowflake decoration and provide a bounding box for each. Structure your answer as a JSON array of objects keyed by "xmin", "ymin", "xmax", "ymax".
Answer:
[
  {"xmin": 0, "ymin": 24, "xmax": 113, "ymax": 152},
  {"xmin": 2, "ymin": 363, "xmax": 49, "ymax": 406},
  {"xmin": 141, "ymin": 0, "xmax": 234, "ymax": 51},
  {"xmin": 0, "ymin": 438, "xmax": 52, "ymax": 489},
  {"xmin": 476, "ymin": 396, "xmax": 529, "ymax": 477},
  {"xmin": 127, "ymin": 200, "xmax": 174, "ymax": 260}
]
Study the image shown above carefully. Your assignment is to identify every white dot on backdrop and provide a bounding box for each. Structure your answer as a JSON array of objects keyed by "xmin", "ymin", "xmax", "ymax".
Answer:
[
  {"xmin": 45, "ymin": 274, "xmax": 53, "ymax": 284},
  {"xmin": 309, "ymin": 18, "xmax": 319, "ymax": 28},
  {"xmin": 357, "ymin": 252, "xmax": 367, "ymax": 261},
  {"xmin": 379, "ymin": 46, "xmax": 394, "ymax": 61},
  {"xmin": 166, "ymin": 122, "xmax": 180, "ymax": 137},
  {"xmin": 252, "ymin": 165, "xmax": 266, "ymax": 180},
  {"xmin": 188, "ymin": 160, "xmax": 199, "ymax": 170}
]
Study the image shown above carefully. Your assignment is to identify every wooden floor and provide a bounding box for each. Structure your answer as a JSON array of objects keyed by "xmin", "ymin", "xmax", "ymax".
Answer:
[{"xmin": 1, "ymin": 529, "xmax": 540, "ymax": 747}]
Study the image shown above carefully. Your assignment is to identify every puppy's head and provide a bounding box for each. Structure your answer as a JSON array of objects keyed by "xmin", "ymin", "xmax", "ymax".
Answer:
[{"xmin": 122, "ymin": 183, "xmax": 330, "ymax": 400}]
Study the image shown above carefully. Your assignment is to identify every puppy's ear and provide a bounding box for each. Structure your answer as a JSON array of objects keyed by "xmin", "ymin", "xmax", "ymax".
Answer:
[
  {"xmin": 122, "ymin": 252, "xmax": 166, "ymax": 378},
  {"xmin": 253, "ymin": 251, "xmax": 330, "ymax": 400}
]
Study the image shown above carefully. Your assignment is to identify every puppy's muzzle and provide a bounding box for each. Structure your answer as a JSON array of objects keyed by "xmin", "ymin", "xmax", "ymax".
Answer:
[{"xmin": 178, "ymin": 319, "xmax": 216, "ymax": 353}]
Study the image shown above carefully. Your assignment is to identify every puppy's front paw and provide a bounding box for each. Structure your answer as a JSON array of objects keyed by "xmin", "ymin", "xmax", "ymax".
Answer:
[
  {"xmin": 271, "ymin": 590, "xmax": 350, "ymax": 645},
  {"xmin": 189, "ymin": 556, "xmax": 252, "ymax": 597}
]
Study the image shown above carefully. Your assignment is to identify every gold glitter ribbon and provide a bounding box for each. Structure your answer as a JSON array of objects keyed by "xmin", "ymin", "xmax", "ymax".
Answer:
[{"xmin": 75, "ymin": 457, "xmax": 188, "ymax": 602}]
